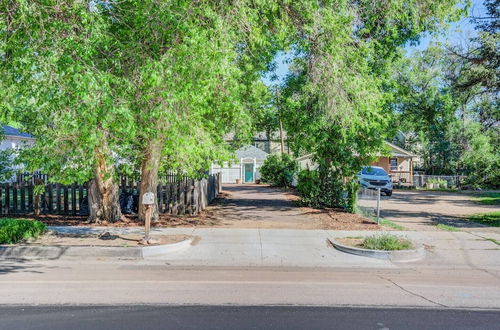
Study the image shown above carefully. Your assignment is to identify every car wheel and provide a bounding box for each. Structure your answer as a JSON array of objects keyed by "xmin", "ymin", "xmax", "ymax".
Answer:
[{"xmin": 386, "ymin": 191, "xmax": 392, "ymax": 197}]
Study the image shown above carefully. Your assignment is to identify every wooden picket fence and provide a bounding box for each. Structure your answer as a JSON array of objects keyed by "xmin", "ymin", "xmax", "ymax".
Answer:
[{"xmin": 0, "ymin": 173, "xmax": 221, "ymax": 216}]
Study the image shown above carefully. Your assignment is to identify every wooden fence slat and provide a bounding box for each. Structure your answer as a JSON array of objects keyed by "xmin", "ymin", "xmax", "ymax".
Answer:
[
  {"xmin": 20, "ymin": 184, "xmax": 26, "ymax": 213},
  {"xmin": 0, "ymin": 185, "xmax": 3, "ymax": 215},
  {"xmin": 71, "ymin": 183, "xmax": 77, "ymax": 215},
  {"xmin": 12, "ymin": 185, "xmax": 18, "ymax": 214},
  {"xmin": 157, "ymin": 184, "xmax": 163, "ymax": 213},
  {"xmin": 5, "ymin": 184, "xmax": 10, "ymax": 214},
  {"xmin": 28, "ymin": 184, "xmax": 34, "ymax": 212},
  {"xmin": 63, "ymin": 185, "xmax": 69, "ymax": 214},
  {"xmin": 47, "ymin": 184, "xmax": 53, "ymax": 212},
  {"xmin": 0, "ymin": 173, "xmax": 220, "ymax": 216},
  {"xmin": 78, "ymin": 186, "xmax": 84, "ymax": 212},
  {"xmin": 56, "ymin": 184, "xmax": 62, "ymax": 214}
]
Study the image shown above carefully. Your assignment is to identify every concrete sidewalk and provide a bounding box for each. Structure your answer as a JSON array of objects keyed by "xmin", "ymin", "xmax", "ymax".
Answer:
[
  {"xmin": 46, "ymin": 226, "xmax": 500, "ymax": 272},
  {"xmin": 1, "ymin": 226, "xmax": 499, "ymax": 308}
]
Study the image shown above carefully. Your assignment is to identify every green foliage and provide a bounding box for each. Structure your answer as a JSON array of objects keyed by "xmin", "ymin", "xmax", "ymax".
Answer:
[
  {"xmin": 460, "ymin": 124, "xmax": 500, "ymax": 188},
  {"xmin": 473, "ymin": 192, "xmax": 500, "ymax": 206},
  {"xmin": 296, "ymin": 170, "xmax": 322, "ymax": 207},
  {"xmin": 345, "ymin": 181, "xmax": 360, "ymax": 214},
  {"xmin": 467, "ymin": 211, "xmax": 500, "ymax": 227},
  {"xmin": 280, "ymin": 1, "xmax": 463, "ymax": 209},
  {"xmin": 33, "ymin": 184, "xmax": 45, "ymax": 196},
  {"xmin": 379, "ymin": 218, "xmax": 406, "ymax": 230},
  {"xmin": 0, "ymin": 149, "xmax": 14, "ymax": 182},
  {"xmin": 0, "ymin": 219, "xmax": 46, "ymax": 244},
  {"xmin": 427, "ymin": 178, "xmax": 448, "ymax": 188},
  {"xmin": 436, "ymin": 224, "xmax": 459, "ymax": 232},
  {"xmin": 361, "ymin": 234, "xmax": 413, "ymax": 251},
  {"xmin": 260, "ymin": 154, "xmax": 297, "ymax": 187}
]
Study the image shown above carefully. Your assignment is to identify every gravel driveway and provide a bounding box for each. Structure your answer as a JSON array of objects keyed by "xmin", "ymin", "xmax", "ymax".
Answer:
[{"xmin": 380, "ymin": 190, "xmax": 499, "ymax": 231}]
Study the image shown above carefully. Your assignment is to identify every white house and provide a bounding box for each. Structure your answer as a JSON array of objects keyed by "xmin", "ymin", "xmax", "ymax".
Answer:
[
  {"xmin": 210, "ymin": 131, "xmax": 289, "ymax": 184},
  {"xmin": 211, "ymin": 145, "xmax": 269, "ymax": 184},
  {"xmin": 1, "ymin": 125, "xmax": 35, "ymax": 151}
]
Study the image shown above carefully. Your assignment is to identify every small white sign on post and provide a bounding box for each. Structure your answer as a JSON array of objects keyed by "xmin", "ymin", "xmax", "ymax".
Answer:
[
  {"xmin": 141, "ymin": 192, "xmax": 156, "ymax": 245},
  {"xmin": 142, "ymin": 192, "xmax": 155, "ymax": 205}
]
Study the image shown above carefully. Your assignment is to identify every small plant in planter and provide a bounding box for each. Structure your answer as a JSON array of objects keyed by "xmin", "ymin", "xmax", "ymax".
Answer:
[
  {"xmin": 361, "ymin": 234, "xmax": 413, "ymax": 250},
  {"xmin": 426, "ymin": 178, "xmax": 448, "ymax": 189}
]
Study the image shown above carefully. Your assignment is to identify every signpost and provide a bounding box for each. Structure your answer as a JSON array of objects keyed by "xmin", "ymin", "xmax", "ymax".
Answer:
[
  {"xmin": 376, "ymin": 188, "xmax": 381, "ymax": 225},
  {"xmin": 141, "ymin": 192, "xmax": 158, "ymax": 245}
]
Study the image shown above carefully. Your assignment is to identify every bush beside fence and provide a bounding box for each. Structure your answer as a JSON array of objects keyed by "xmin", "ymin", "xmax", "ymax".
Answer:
[{"xmin": 0, "ymin": 173, "xmax": 221, "ymax": 217}]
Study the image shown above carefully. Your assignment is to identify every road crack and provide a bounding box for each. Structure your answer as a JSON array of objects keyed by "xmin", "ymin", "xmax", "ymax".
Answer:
[{"xmin": 377, "ymin": 275, "xmax": 448, "ymax": 308}]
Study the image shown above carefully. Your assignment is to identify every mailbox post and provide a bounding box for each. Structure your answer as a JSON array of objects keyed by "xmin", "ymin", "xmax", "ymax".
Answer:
[{"xmin": 141, "ymin": 192, "xmax": 156, "ymax": 245}]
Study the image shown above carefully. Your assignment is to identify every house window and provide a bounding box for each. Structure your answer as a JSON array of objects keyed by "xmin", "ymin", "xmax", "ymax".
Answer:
[{"xmin": 390, "ymin": 158, "xmax": 398, "ymax": 171}]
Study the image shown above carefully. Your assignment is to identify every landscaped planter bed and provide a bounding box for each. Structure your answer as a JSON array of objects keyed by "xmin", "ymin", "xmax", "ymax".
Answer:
[{"xmin": 329, "ymin": 234, "xmax": 425, "ymax": 262}]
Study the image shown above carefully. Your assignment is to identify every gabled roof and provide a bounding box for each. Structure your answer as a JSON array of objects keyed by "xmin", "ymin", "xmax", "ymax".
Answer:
[
  {"xmin": 2, "ymin": 125, "xmax": 33, "ymax": 139},
  {"xmin": 295, "ymin": 141, "xmax": 416, "ymax": 161},
  {"xmin": 235, "ymin": 145, "xmax": 269, "ymax": 160},
  {"xmin": 385, "ymin": 141, "xmax": 416, "ymax": 157}
]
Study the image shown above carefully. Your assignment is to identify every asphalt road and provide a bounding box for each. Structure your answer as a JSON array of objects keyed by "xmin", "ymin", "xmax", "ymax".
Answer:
[{"xmin": 1, "ymin": 305, "xmax": 499, "ymax": 330}]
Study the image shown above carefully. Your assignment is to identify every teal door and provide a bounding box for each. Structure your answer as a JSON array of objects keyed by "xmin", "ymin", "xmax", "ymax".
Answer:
[{"xmin": 244, "ymin": 163, "xmax": 254, "ymax": 183}]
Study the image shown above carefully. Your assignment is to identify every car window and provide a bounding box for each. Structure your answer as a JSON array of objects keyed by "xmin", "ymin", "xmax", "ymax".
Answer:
[{"xmin": 361, "ymin": 167, "xmax": 387, "ymax": 176}]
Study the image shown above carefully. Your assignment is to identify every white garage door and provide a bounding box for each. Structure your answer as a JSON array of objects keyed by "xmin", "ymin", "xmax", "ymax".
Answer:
[{"xmin": 212, "ymin": 166, "xmax": 241, "ymax": 183}]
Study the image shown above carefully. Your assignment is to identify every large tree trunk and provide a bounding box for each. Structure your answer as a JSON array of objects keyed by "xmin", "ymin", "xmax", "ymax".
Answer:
[
  {"xmin": 87, "ymin": 146, "xmax": 122, "ymax": 223},
  {"xmin": 138, "ymin": 140, "xmax": 162, "ymax": 223}
]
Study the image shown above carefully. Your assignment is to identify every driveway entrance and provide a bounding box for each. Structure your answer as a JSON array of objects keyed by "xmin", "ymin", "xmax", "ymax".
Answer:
[{"xmin": 208, "ymin": 184, "xmax": 321, "ymax": 229}]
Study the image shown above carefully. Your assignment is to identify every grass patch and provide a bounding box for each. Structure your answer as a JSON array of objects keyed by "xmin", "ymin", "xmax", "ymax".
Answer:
[
  {"xmin": 0, "ymin": 218, "xmax": 47, "ymax": 244},
  {"xmin": 483, "ymin": 238, "xmax": 500, "ymax": 246},
  {"xmin": 379, "ymin": 218, "xmax": 406, "ymax": 230},
  {"xmin": 419, "ymin": 188, "xmax": 459, "ymax": 192},
  {"xmin": 436, "ymin": 224, "xmax": 459, "ymax": 232},
  {"xmin": 472, "ymin": 192, "xmax": 500, "ymax": 205},
  {"xmin": 467, "ymin": 211, "xmax": 500, "ymax": 227},
  {"xmin": 361, "ymin": 234, "xmax": 413, "ymax": 251}
]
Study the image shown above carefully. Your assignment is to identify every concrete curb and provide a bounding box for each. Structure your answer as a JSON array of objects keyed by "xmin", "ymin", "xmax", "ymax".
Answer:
[
  {"xmin": 328, "ymin": 238, "xmax": 425, "ymax": 262},
  {"xmin": 0, "ymin": 237, "xmax": 193, "ymax": 260}
]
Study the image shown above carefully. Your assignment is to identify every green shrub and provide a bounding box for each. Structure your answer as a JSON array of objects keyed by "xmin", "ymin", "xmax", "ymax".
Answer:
[
  {"xmin": 0, "ymin": 219, "xmax": 47, "ymax": 244},
  {"xmin": 296, "ymin": 169, "xmax": 321, "ymax": 207},
  {"xmin": 361, "ymin": 234, "xmax": 413, "ymax": 250},
  {"xmin": 260, "ymin": 154, "xmax": 297, "ymax": 187},
  {"xmin": 345, "ymin": 181, "xmax": 359, "ymax": 213},
  {"xmin": 297, "ymin": 169, "xmax": 359, "ymax": 213}
]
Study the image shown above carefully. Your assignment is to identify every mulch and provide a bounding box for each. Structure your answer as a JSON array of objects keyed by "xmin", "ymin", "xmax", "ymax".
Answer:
[
  {"xmin": 0, "ymin": 196, "xmax": 228, "ymax": 228},
  {"xmin": 1, "ymin": 190, "xmax": 384, "ymax": 231}
]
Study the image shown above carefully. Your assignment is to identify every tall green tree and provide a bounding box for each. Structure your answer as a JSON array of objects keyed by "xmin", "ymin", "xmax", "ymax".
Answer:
[
  {"xmin": 280, "ymin": 0, "xmax": 464, "ymax": 208},
  {"xmin": 2, "ymin": 0, "xmax": 132, "ymax": 222}
]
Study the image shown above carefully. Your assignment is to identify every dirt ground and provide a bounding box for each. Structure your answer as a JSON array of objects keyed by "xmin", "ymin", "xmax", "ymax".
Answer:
[
  {"xmin": 380, "ymin": 190, "xmax": 500, "ymax": 231},
  {"xmin": 26, "ymin": 231, "xmax": 191, "ymax": 247},
  {"xmin": 189, "ymin": 184, "xmax": 382, "ymax": 230}
]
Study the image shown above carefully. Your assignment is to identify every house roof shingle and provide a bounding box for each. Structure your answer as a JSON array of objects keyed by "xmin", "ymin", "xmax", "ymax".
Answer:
[{"xmin": 2, "ymin": 125, "xmax": 33, "ymax": 139}]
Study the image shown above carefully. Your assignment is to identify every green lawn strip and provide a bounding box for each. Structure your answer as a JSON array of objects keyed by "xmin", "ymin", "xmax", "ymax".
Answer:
[
  {"xmin": 466, "ymin": 211, "xmax": 500, "ymax": 227},
  {"xmin": 483, "ymin": 237, "xmax": 500, "ymax": 246},
  {"xmin": 361, "ymin": 234, "xmax": 413, "ymax": 251},
  {"xmin": 355, "ymin": 207, "xmax": 407, "ymax": 230},
  {"xmin": 379, "ymin": 218, "xmax": 406, "ymax": 230},
  {"xmin": 0, "ymin": 218, "xmax": 47, "ymax": 244},
  {"xmin": 419, "ymin": 188, "xmax": 459, "ymax": 193},
  {"xmin": 472, "ymin": 192, "xmax": 500, "ymax": 205},
  {"xmin": 436, "ymin": 223, "xmax": 459, "ymax": 232}
]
